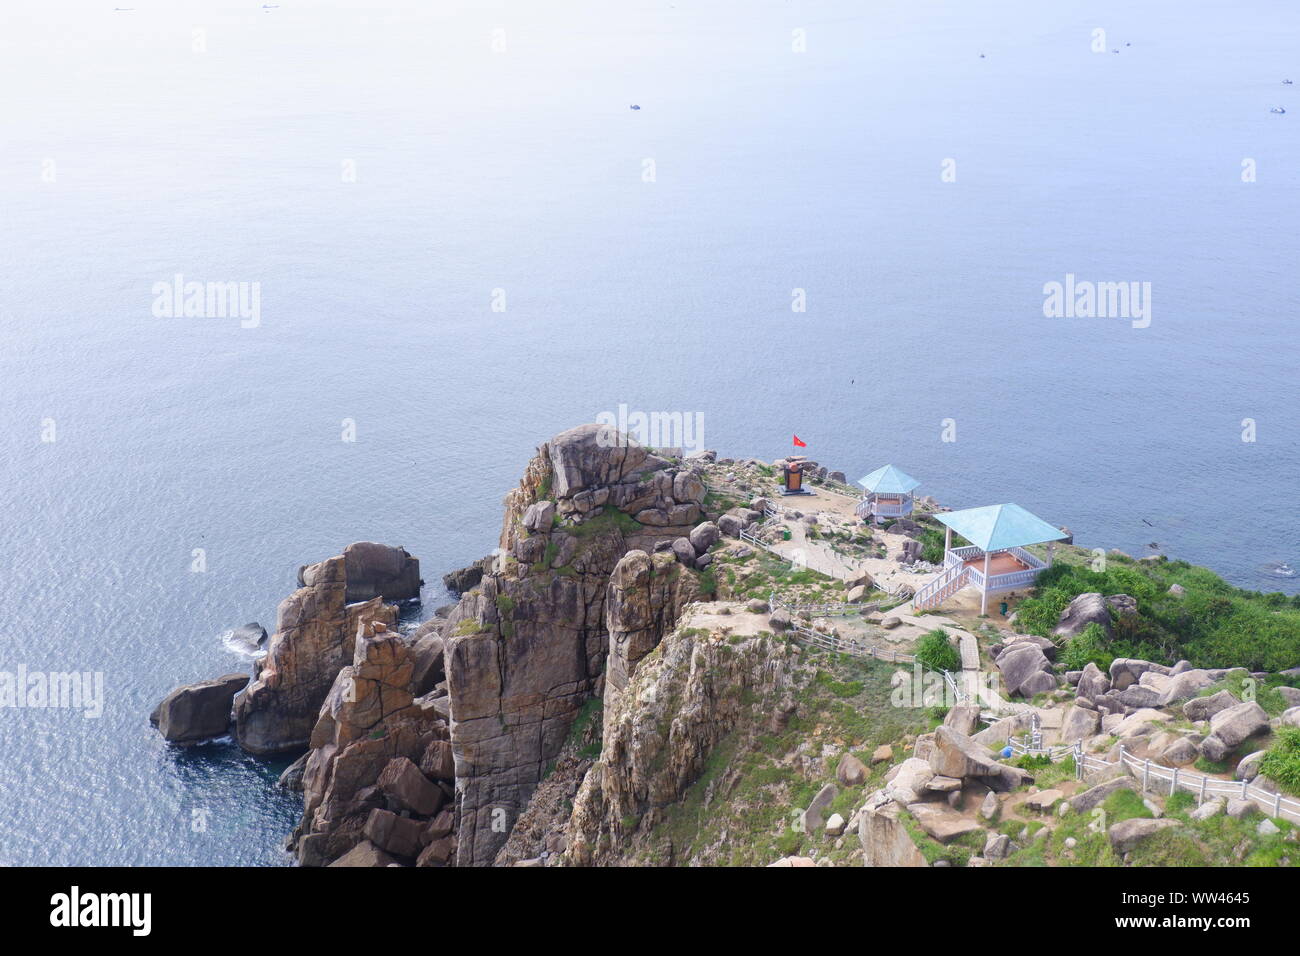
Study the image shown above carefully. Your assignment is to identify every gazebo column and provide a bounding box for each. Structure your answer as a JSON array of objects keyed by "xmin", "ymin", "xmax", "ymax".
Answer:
[
  {"xmin": 1047, "ymin": 541, "xmax": 1055, "ymax": 566},
  {"xmin": 980, "ymin": 550, "xmax": 990, "ymax": 614},
  {"xmin": 944, "ymin": 526, "xmax": 952, "ymax": 553}
]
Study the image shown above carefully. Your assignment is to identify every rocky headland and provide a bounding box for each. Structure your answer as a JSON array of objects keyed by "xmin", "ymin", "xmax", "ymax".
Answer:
[{"xmin": 151, "ymin": 424, "xmax": 1300, "ymax": 867}]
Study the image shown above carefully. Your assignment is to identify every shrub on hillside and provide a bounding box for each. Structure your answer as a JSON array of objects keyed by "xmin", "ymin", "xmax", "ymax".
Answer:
[
  {"xmin": 915, "ymin": 628, "xmax": 960, "ymax": 673},
  {"xmin": 1258, "ymin": 727, "xmax": 1300, "ymax": 796}
]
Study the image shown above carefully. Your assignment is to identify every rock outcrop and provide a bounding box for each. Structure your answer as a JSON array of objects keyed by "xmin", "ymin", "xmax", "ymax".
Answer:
[
  {"xmin": 150, "ymin": 674, "xmax": 249, "ymax": 744},
  {"xmin": 293, "ymin": 619, "xmax": 452, "ymax": 866},
  {"xmin": 446, "ymin": 425, "xmax": 713, "ymax": 865},
  {"xmin": 234, "ymin": 555, "xmax": 399, "ymax": 755},
  {"xmin": 563, "ymin": 624, "xmax": 797, "ymax": 866}
]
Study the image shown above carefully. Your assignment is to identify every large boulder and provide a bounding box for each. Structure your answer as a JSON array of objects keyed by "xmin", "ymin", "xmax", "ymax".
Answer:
[
  {"xmin": 1054, "ymin": 592, "xmax": 1135, "ymax": 639},
  {"xmin": 803, "ymin": 783, "xmax": 838, "ymax": 835},
  {"xmin": 340, "ymin": 542, "xmax": 422, "ymax": 603},
  {"xmin": 150, "ymin": 674, "xmax": 249, "ymax": 744},
  {"xmin": 1108, "ymin": 818, "xmax": 1180, "ymax": 854},
  {"xmin": 1200, "ymin": 701, "xmax": 1271, "ymax": 762},
  {"xmin": 997, "ymin": 643, "xmax": 1052, "ymax": 697},
  {"xmin": 522, "ymin": 500, "xmax": 556, "ymax": 534},
  {"xmin": 1076, "ymin": 661, "xmax": 1111, "ymax": 700},
  {"xmin": 377, "ymin": 757, "xmax": 444, "ymax": 816},
  {"xmin": 1060, "ymin": 705, "xmax": 1101, "ymax": 743},
  {"xmin": 1183, "ymin": 689, "xmax": 1238, "ymax": 722},
  {"xmin": 688, "ymin": 521, "xmax": 721, "ymax": 555},
  {"xmin": 929, "ymin": 726, "xmax": 1001, "ymax": 779},
  {"xmin": 1109, "ymin": 658, "xmax": 1167, "ymax": 691}
]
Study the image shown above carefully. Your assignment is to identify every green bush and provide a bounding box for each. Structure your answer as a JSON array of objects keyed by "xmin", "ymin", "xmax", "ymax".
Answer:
[
  {"xmin": 1259, "ymin": 727, "xmax": 1300, "ymax": 796},
  {"xmin": 1058, "ymin": 622, "xmax": 1114, "ymax": 672},
  {"xmin": 1014, "ymin": 561, "xmax": 1300, "ymax": 671},
  {"xmin": 915, "ymin": 628, "xmax": 961, "ymax": 673}
]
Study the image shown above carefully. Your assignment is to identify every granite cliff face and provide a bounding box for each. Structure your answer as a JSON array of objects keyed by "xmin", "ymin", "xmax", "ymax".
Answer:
[
  {"xmin": 564, "ymin": 621, "xmax": 798, "ymax": 866},
  {"xmin": 443, "ymin": 424, "xmax": 708, "ymax": 865}
]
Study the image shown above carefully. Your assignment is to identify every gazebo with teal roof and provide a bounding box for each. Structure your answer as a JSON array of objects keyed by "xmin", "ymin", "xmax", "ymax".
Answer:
[
  {"xmin": 914, "ymin": 503, "xmax": 1068, "ymax": 614},
  {"xmin": 854, "ymin": 464, "xmax": 921, "ymax": 520}
]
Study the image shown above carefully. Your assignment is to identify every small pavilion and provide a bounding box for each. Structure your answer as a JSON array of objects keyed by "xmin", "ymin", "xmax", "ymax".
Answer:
[
  {"xmin": 854, "ymin": 465, "xmax": 920, "ymax": 519},
  {"xmin": 918, "ymin": 503, "xmax": 1068, "ymax": 614}
]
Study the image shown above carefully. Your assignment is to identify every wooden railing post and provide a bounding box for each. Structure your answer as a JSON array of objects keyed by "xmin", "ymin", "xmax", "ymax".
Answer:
[
  {"xmin": 1275, "ymin": 792, "xmax": 1283, "ymax": 819},
  {"xmin": 1198, "ymin": 774, "xmax": 1207, "ymax": 805},
  {"xmin": 1142, "ymin": 759, "xmax": 1150, "ymax": 793},
  {"xmin": 1170, "ymin": 768, "xmax": 1178, "ymax": 797}
]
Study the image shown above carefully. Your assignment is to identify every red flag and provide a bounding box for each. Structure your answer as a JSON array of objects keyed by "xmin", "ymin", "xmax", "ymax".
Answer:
[{"xmin": 792, "ymin": 435, "xmax": 806, "ymax": 448}]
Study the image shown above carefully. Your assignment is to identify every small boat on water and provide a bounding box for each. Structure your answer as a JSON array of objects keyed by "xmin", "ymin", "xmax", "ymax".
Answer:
[
  {"xmin": 1263, "ymin": 561, "xmax": 1296, "ymax": 578},
  {"xmin": 1271, "ymin": 106, "xmax": 1287, "ymax": 114}
]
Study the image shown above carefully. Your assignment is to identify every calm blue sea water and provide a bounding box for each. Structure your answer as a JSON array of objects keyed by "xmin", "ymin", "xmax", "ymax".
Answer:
[{"xmin": 1, "ymin": 0, "xmax": 1297, "ymax": 865}]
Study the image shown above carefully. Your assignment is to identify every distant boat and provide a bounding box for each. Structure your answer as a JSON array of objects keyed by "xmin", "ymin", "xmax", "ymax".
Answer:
[
  {"xmin": 1263, "ymin": 561, "xmax": 1296, "ymax": 577},
  {"xmin": 1271, "ymin": 107, "xmax": 1287, "ymax": 114},
  {"xmin": 1284, "ymin": 79, "xmax": 1294, "ymax": 85},
  {"xmin": 630, "ymin": 104, "xmax": 641, "ymax": 110}
]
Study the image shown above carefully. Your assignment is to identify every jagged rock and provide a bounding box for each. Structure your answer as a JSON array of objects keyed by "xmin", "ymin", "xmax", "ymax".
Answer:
[
  {"xmin": 858, "ymin": 792, "xmax": 928, "ymax": 867},
  {"xmin": 1076, "ymin": 660, "xmax": 1107, "ymax": 697},
  {"xmin": 408, "ymin": 627, "xmax": 446, "ymax": 697},
  {"xmin": 293, "ymin": 623, "xmax": 449, "ymax": 864},
  {"xmin": 150, "ymin": 673, "xmax": 248, "ymax": 744},
  {"xmin": 1183, "ymin": 690, "xmax": 1238, "ymax": 722},
  {"xmin": 419, "ymin": 739, "xmax": 456, "ymax": 781},
  {"xmin": 881, "ymin": 616, "xmax": 901, "ymax": 629},
  {"xmin": 1113, "ymin": 708, "xmax": 1168, "ymax": 739},
  {"xmin": 837, "ymin": 753, "xmax": 868, "ymax": 787},
  {"xmin": 522, "ymin": 500, "xmax": 556, "ymax": 534},
  {"xmin": 929, "ymin": 726, "xmax": 1001, "ymax": 779},
  {"xmin": 377, "ymin": 757, "xmax": 443, "ymax": 816},
  {"xmin": 997, "ymin": 643, "xmax": 1052, "ymax": 697},
  {"xmin": 442, "ymin": 556, "xmax": 492, "ymax": 594},
  {"xmin": 688, "ymin": 521, "xmax": 721, "ymax": 555},
  {"xmin": 1200, "ymin": 701, "xmax": 1270, "ymax": 762},
  {"xmin": 718, "ymin": 514, "xmax": 742, "ymax": 537},
  {"xmin": 1108, "ymin": 817, "xmax": 1179, "ymax": 853},
  {"xmin": 1280, "ymin": 706, "xmax": 1300, "ymax": 728},
  {"xmin": 236, "ymin": 555, "xmax": 398, "ymax": 755},
  {"xmin": 363, "ymin": 808, "xmax": 425, "ymax": 858},
  {"xmin": 604, "ymin": 550, "xmax": 695, "ymax": 713},
  {"xmin": 767, "ymin": 856, "xmax": 817, "ymax": 867},
  {"xmin": 328, "ymin": 840, "xmax": 398, "ymax": 867},
  {"xmin": 1226, "ymin": 798, "xmax": 1255, "ymax": 819},
  {"xmin": 746, "ymin": 598, "xmax": 769, "ymax": 614},
  {"xmin": 339, "ymin": 542, "xmax": 422, "ymax": 602},
  {"xmin": 925, "ymin": 775, "xmax": 962, "ymax": 793},
  {"xmin": 416, "ymin": 835, "xmax": 456, "ymax": 867},
  {"xmin": 1060, "ymin": 705, "xmax": 1101, "ymax": 743},
  {"xmin": 825, "ymin": 813, "xmax": 846, "ymax": 837},
  {"xmin": 846, "ymin": 585, "xmax": 868, "ymax": 603},
  {"xmin": 769, "ymin": 609, "xmax": 793, "ymax": 632},
  {"xmin": 563, "ymin": 622, "xmax": 797, "ymax": 866},
  {"xmin": 907, "ymin": 802, "xmax": 981, "ymax": 842},
  {"xmin": 1258, "ymin": 819, "xmax": 1281, "ymax": 836},
  {"xmin": 871, "ymin": 744, "xmax": 894, "ymax": 765},
  {"xmin": 943, "ymin": 704, "xmax": 980, "ymax": 737}
]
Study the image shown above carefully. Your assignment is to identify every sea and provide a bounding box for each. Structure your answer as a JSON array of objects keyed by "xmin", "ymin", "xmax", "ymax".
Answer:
[{"xmin": 1, "ymin": 0, "xmax": 1297, "ymax": 864}]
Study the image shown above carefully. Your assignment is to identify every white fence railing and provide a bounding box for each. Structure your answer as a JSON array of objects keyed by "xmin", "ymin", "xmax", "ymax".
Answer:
[{"xmin": 999, "ymin": 731, "xmax": 1300, "ymax": 826}]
